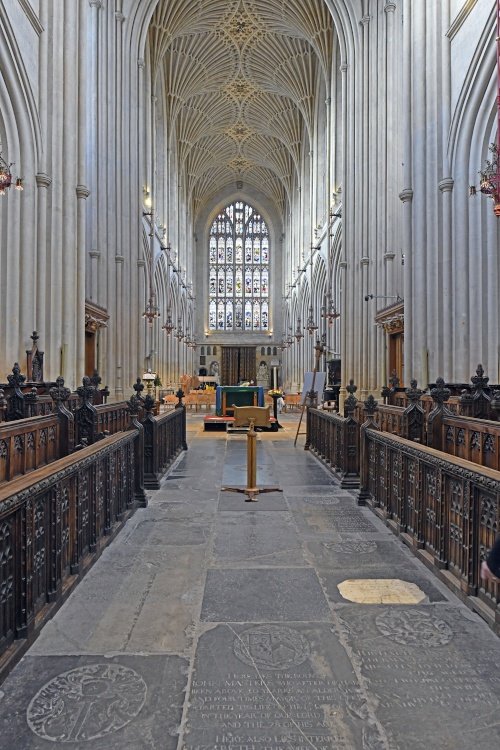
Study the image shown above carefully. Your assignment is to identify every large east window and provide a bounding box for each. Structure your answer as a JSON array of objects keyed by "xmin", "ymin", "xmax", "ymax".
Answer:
[{"xmin": 208, "ymin": 200, "xmax": 269, "ymax": 332}]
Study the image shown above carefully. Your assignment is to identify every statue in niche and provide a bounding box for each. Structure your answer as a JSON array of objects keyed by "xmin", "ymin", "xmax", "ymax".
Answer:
[
  {"xmin": 209, "ymin": 361, "xmax": 219, "ymax": 377},
  {"xmin": 257, "ymin": 361, "xmax": 269, "ymax": 386}
]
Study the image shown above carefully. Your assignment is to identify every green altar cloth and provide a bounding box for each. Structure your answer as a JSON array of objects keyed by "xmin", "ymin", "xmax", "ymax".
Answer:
[{"xmin": 215, "ymin": 386, "xmax": 265, "ymax": 416}]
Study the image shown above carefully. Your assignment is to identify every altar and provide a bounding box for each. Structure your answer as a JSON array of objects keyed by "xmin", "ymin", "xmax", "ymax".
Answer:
[{"xmin": 216, "ymin": 386, "xmax": 264, "ymax": 416}]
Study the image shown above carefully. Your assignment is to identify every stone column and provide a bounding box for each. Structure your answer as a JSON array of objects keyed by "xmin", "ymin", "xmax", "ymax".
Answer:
[
  {"xmin": 62, "ymin": 1, "xmax": 79, "ymax": 387},
  {"xmin": 439, "ymin": 178, "xmax": 454, "ymax": 379},
  {"xmin": 89, "ymin": 0, "xmax": 102, "ymax": 305},
  {"xmin": 35, "ymin": 173, "xmax": 52, "ymax": 340},
  {"xmin": 384, "ymin": 2, "xmax": 397, "ymax": 294},
  {"xmin": 400, "ymin": 0, "xmax": 413, "ymax": 380},
  {"xmin": 115, "ymin": 255, "xmax": 125, "ymax": 395},
  {"xmin": 35, "ymin": 1, "xmax": 51, "ymax": 347}
]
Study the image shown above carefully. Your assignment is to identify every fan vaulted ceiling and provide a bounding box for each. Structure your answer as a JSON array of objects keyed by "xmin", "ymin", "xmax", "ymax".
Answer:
[{"xmin": 149, "ymin": 0, "xmax": 335, "ymax": 215}]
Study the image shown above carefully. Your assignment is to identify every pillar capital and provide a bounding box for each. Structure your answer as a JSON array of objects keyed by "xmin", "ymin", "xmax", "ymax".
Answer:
[
  {"xmin": 399, "ymin": 188, "xmax": 413, "ymax": 203},
  {"xmin": 76, "ymin": 184, "xmax": 90, "ymax": 199},
  {"xmin": 35, "ymin": 172, "xmax": 52, "ymax": 188},
  {"xmin": 438, "ymin": 177, "xmax": 454, "ymax": 193}
]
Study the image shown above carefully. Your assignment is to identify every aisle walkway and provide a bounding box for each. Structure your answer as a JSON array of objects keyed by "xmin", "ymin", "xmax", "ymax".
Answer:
[{"xmin": 1, "ymin": 415, "xmax": 500, "ymax": 749}]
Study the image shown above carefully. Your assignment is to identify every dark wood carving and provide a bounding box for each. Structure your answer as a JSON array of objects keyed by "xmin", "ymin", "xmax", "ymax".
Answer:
[
  {"xmin": 0, "ymin": 432, "xmax": 138, "ymax": 679},
  {"xmin": 403, "ymin": 379, "xmax": 425, "ymax": 443},
  {"xmin": 75, "ymin": 376, "xmax": 98, "ymax": 446},
  {"xmin": 26, "ymin": 331, "xmax": 44, "ymax": 383},
  {"xmin": 6, "ymin": 363, "xmax": 26, "ymax": 421}
]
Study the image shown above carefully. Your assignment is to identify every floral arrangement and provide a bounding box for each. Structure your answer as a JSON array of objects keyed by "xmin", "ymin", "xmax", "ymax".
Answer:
[{"xmin": 268, "ymin": 389, "xmax": 283, "ymax": 396}]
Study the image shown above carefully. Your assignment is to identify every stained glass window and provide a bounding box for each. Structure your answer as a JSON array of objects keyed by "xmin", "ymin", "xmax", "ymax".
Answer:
[{"xmin": 209, "ymin": 201, "xmax": 271, "ymax": 332}]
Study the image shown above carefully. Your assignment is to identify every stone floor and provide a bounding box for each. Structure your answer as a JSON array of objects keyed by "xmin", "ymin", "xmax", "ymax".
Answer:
[{"xmin": 1, "ymin": 412, "xmax": 500, "ymax": 749}]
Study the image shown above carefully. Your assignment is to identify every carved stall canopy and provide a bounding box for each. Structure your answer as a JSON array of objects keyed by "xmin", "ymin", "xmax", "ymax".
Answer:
[
  {"xmin": 85, "ymin": 301, "xmax": 109, "ymax": 376},
  {"xmin": 85, "ymin": 301, "xmax": 109, "ymax": 333},
  {"xmin": 376, "ymin": 300, "xmax": 404, "ymax": 387}
]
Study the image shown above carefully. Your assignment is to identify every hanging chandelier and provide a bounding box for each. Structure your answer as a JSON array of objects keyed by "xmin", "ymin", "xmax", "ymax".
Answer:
[
  {"xmin": 142, "ymin": 295, "xmax": 160, "ymax": 326},
  {"xmin": 162, "ymin": 309, "xmax": 175, "ymax": 335},
  {"xmin": 294, "ymin": 316, "xmax": 304, "ymax": 341},
  {"xmin": 306, "ymin": 305, "xmax": 318, "ymax": 335},
  {"xmin": 175, "ymin": 319, "xmax": 184, "ymax": 341},
  {"xmin": 321, "ymin": 292, "xmax": 340, "ymax": 325},
  {"xmin": 474, "ymin": 143, "xmax": 500, "ymax": 215},
  {"xmin": 0, "ymin": 154, "xmax": 23, "ymax": 195},
  {"xmin": 142, "ymin": 209, "xmax": 160, "ymax": 325}
]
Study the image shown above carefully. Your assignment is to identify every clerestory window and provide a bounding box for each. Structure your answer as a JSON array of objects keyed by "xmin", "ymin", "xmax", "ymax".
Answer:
[{"xmin": 208, "ymin": 200, "xmax": 269, "ymax": 332}]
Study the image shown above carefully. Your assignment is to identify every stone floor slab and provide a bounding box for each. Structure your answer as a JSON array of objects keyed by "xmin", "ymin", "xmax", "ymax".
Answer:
[
  {"xmin": 31, "ymin": 545, "xmax": 207, "ymax": 655},
  {"xmin": 218, "ymin": 490, "xmax": 288, "ymax": 511},
  {"xmin": 337, "ymin": 603, "xmax": 500, "ymax": 749},
  {"xmin": 297, "ymin": 506, "xmax": 381, "ymax": 534},
  {"xmin": 304, "ymin": 539, "xmax": 414, "ymax": 569},
  {"xmin": 0, "ymin": 655, "xmax": 187, "ymax": 749},
  {"xmin": 201, "ymin": 569, "xmax": 331, "ymax": 622},
  {"xmin": 212, "ymin": 512, "xmax": 303, "ymax": 567},
  {"xmin": 182, "ymin": 623, "xmax": 385, "ymax": 750},
  {"xmin": 319, "ymin": 565, "xmax": 448, "ymax": 605}
]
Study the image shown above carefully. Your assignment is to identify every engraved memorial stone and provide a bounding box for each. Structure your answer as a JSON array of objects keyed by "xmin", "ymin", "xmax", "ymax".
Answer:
[
  {"xmin": 328, "ymin": 541, "xmax": 378, "ymax": 555},
  {"xmin": 27, "ymin": 664, "xmax": 147, "ymax": 742},
  {"xmin": 375, "ymin": 608, "xmax": 454, "ymax": 647},
  {"xmin": 233, "ymin": 625, "xmax": 310, "ymax": 670},
  {"xmin": 184, "ymin": 623, "xmax": 386, "ymax": 750},
  {"xmin": 303, "ymin": 495, "xmax": 340, "ymax": 506}
]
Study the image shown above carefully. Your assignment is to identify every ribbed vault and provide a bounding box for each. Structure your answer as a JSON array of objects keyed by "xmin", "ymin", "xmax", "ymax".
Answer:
[{"xmin": 149, "ymin": 0, "xmax": 335, "ymax": 216}]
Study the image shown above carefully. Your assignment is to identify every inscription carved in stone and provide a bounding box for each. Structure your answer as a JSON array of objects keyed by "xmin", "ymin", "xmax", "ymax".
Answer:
[
  {"xmin": 375, "ymin": 609, "xmax": 453, "ymax": 647},
  {"xmin": 303, "ymin": 495, "xmax": 340, "ymax": 506},
  {"xmin": 233, "ymin": 625, "xmax": 310, "ymax": 670},
  {"xmin": 27, "ymin": 664, "xmax": 147, "ymax": 742},
  {"xmin": 322, "ymin": 541, "xmax": 378, "ymax": 555}
]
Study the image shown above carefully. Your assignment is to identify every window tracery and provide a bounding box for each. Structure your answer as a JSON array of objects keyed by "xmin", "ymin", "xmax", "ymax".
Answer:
[{"xmin": 208, "ymin": 200, "xmax": 269, "ymax": 332}]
